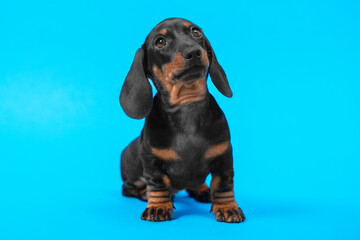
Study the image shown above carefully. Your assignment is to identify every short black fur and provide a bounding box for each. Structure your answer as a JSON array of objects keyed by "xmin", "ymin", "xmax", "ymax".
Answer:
[{"xmin": 119, "ymin": 18, "xmax": 245, "ymax": 223}]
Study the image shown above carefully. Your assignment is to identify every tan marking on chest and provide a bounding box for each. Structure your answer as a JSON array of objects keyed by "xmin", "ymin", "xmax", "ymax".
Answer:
[
  {"xmin": 151, "ymin": 147, "xmax": 181, "ymax": 161},
  {"xmin": 204, "ymin": 141, "xmax": 230, "ymax": 160}
]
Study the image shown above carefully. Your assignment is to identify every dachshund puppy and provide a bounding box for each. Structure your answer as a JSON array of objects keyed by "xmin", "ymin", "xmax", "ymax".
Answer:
[{"xmin": 119, "ymin": 18, "xmax": 245, "ymax": 223}]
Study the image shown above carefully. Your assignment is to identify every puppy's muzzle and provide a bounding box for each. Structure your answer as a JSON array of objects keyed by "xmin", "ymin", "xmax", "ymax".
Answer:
[
  {"xmin": 183, "ymin": 47, "xmax": 203, "ymax": 66},
  {"xmin": 174, "ymin": 47, "xmax": 208, "ymax": 81}
]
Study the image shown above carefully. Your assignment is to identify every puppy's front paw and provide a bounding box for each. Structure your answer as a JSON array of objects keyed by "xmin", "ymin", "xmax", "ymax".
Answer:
[
  {"xmin": 211, "ymin": 202, "xmax": 245, "ymax": 223},
  {"xmin": 140, "ymin": 202, "xmax": 173, "ymax": 222}
]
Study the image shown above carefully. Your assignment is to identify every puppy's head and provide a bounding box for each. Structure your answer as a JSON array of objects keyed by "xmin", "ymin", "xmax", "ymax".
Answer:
[{"xmin": 120, "ymin": 18, "xmax": 232, "ymax": 119}]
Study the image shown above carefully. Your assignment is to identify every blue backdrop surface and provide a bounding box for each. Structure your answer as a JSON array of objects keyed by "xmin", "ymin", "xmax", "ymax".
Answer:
[{"xmin": 1, "ymin": 0, "xmax": 360, "ymax": 239}]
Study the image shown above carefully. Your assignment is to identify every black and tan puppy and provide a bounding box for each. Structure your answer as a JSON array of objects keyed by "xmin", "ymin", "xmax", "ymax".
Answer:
[{"xmin": 119, "ymin": 18, "xmax": 245, "ymax": 223}]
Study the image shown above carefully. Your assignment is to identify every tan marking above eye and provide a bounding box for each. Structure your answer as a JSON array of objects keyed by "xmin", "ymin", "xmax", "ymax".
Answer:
[
  {"xmin": 151, "ymin": 147, "xmax": 181, "ymax": 161},
  {"xmin": 160, "ymin": 29, "xmax": 167, "ymax": 35},
  {"xmin": 184, "ymin": 22, "xmax": 190, "ymax": 28},
  {"xmin": 204, "ymin": 141, "xmax": 231, "ymax": 160}
]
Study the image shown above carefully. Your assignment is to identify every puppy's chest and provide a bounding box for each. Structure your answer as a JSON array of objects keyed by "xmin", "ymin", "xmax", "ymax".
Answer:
[
  {"xmin": 151, "ymin": 131, "xmax": 230, "ymax": 163},
  {"xmin": 173, "ymin": 133, "xmax": 207, "ymax": 159},
  {"xmin": 151, "ymin": 133, "xmax": 207, "ymax": 162},
  {"xmin": 150, "ymin": 131, "xmax": 230, "ymax": 190},
  {"xmin": 163, "ymin": 134, "xmax": 210, "ymax": 189}
]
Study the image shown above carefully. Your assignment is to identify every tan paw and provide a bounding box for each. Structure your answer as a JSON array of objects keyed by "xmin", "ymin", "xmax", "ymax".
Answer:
[
  {"xmin": 212, "ymin": 202, "xmax": 245, "ymax": 223},
  {"xmin": 140, "ymin": 202, "xmax": 173, "ymax": 222}
]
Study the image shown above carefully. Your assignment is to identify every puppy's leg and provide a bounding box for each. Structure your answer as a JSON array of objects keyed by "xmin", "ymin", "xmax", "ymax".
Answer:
[
  {"xmin": 122, "ymin": 179, "xmax": 147, "ymax": 201},
  {"xmin": 140, "ymin": 157, "xmax": 173, "ymax": 221},
  {"xmin": 186, "ymin": 183, "xmax": 211, "ymax": 203},
  {"xmin": 210, "ymin": 145, "xmax": 245, "ymax": 223},
  {"xmin": 121, "ymin": 137, "xmax": 147, "ymax": 201}
]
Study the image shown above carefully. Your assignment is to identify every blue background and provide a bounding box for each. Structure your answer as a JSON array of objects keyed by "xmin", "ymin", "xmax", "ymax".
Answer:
[{"xmin": 1, "ymin": 0, "xmax": 360, "ymax": 239}]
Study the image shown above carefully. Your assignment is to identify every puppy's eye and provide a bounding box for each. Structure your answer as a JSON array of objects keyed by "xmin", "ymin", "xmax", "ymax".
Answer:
[
  {"xmin": 155, "ymin": 37, "xmax": 166, "ymax": 48},
  {"xmin": 191, "ymin": 27, "xmax": 202, "ymax": 38}
]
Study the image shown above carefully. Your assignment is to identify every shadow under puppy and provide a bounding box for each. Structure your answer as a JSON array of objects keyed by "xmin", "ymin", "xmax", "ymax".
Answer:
[{"xmin": 120, "ymin": 18, "xmax": 245, "ymax": 223}]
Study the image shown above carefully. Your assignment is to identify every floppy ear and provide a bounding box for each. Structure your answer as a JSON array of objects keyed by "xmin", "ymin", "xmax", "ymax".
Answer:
[
  {"xmin": 120, "ymin": 47, "xmax": 153, "ymax": 119},
  {"xmin": 205, "ymin": 37, "xmax": 233, "ymax": 97}
]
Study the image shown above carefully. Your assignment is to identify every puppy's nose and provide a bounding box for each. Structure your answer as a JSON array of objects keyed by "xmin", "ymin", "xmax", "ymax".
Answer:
[{"xmin": 184, "ymin": 48, "xmax": 202, "ymax": 62}]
